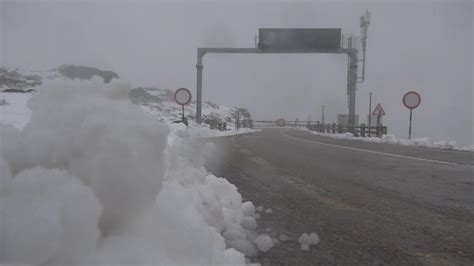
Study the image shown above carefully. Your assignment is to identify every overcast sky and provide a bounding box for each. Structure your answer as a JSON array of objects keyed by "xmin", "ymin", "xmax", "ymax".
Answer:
[{"xmin": 1, "ymin": 0, "xmax": 473, "ymax": 145}]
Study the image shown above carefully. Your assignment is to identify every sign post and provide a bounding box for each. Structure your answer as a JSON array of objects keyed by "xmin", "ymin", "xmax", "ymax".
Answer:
[
  {"xmin": 372, "ymin": 103, "xmax": 385, "ymax": 137},
  {"xmin": 402, "ymin": 91, "xmax": 421, "ymax": 139},
  {"xmin": 368, "ymin": 93, "xmax": 373, "ymax": 136},
  {"xmin": 174, "ymin": 88, "xmax": 192, "ymax": 125}
]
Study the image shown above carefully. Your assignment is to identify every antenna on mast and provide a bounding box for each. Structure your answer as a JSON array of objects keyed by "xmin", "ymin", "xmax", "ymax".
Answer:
[{"xmin": 359, "ymin": 10, "xmax": 371, "ymax": 82}]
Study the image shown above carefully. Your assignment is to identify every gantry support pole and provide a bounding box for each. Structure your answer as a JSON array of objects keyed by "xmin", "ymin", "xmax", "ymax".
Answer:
[{"xmin": 196, "ymin": 50, "xmax": 204, "ymax": 124}]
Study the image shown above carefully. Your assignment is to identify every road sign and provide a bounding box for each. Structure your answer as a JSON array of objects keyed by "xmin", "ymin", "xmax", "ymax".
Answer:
[
  {"xmin": 403, "ymin": 91, "xmax": 421, "ymax": 109},
  {"xmin": 402, "ymin": 91, "xmax": 421, "ymax": 140},
  {"xmin": 277, "ymin": 119, "xmax": 286, "ymax": 127},
  {"xmin": 372, "ymin": 103, "xmax": 385, "ymax": 116},
  {"xmin": 258, "ymin": 28, "xmax": 341, "ymax": 50},
  {"xmin": 174, "ymin": 88, "xmax": 192, "ymax": 106},
  {"xmin": 175, "ymin": 88, "xmax": 192, "ymax": 125}
]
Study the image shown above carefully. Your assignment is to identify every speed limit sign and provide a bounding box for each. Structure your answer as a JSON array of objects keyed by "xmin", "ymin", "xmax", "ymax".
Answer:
[
  {"xmin": 276, "ymin": 119, "xmax": 286, "ymax": 127},
  {"xmin": 403, "ymin": 91, "xmax": 421, "ymax": 110},
  {"xmin": 403, "ymin": 91, "xmax": 421, "ymax": 139},
  {"xmin": 174, "ymin": 88, "xmax": 192, "ymax": 125}
]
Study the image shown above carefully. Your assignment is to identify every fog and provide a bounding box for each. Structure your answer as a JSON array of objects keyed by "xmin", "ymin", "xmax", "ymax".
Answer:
[{"xmin": 1, "ymin": 0, "xmax": 472, "ymax": 145}]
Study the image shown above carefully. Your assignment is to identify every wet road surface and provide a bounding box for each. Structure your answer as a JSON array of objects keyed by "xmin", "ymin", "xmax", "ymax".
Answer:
[{"xmin": 206, "ymin": 128, "xmax": 474, "ymax": 265}]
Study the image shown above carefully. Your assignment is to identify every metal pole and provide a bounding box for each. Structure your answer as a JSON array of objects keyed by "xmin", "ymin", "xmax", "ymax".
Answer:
[
  {"xmin": 196, "ymin": 52, "xmax": 204, "ymax": 124},
  {"xmin": 322, "ymin": 105, "xmax": 325, "ymax": 125},
  {"xmin": 347, "ymin": 51, "xmax": 358, "ymax": 129},
  {"xmin": 368, "ymin": 92, "xmax": 372, "ymax": 137},
  {"xmin": 235, "ymin": 106, "xmax": 239, "ymax": 130},
  {"xmin": 408, "ymin": 109, "xmax": 413, "ymax": 140},
  {"xmin": 182, "ymin": 105, "xmax": 185, "ymax": 122}
]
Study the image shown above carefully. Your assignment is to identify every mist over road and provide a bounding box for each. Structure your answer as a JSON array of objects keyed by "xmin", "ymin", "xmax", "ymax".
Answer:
[{"xmin": 206, "ymin": 128, "xmax": 474, "ymax": 265}]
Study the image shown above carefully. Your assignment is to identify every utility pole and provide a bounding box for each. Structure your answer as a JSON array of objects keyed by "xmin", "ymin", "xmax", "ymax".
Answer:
[
  {"xmin": 368, "ymin": 92, "xmax": 372, "ymax": 137},
  {"xmin": 234, "ymin": 106, "xmax": 238, "ymax": 130},
  {"xmin": 322, "ymin": 105, "xmax": 325, "ymax": 125}
]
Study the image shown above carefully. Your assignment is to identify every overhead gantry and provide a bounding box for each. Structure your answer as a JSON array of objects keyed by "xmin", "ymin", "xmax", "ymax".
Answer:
[{"xmin": 195, "ymin": 11, "xmax": 370, "ymax": 127}]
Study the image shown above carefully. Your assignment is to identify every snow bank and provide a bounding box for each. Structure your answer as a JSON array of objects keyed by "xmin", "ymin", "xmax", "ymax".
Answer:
[
  {"xmin": 0, "ymin": 79, "xmax": 253, "ymax": 264},
  {"xmin": 187, "ymin": 126, "xmax": 260, "ymax": 138},
  {"xmin": 308, "ymin": 130, "xmax": 474, "ymax": 152},
  {"xmin": 0, "ymin": 92, "xmax": 31, "ymax": 129}
]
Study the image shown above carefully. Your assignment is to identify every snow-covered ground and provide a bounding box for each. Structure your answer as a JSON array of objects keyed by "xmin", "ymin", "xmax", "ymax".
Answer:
[
  {"xmin": 138, "ymin": 92, "xmax": 241, "ymax": 131},
  {"xmin": 0, "ymin": 92, "xmax": 31, "ymax": 129},
  {"xmin": 304, "ymin": 129, "xmax": 474, "ymax": 152},
  {"xmin": 0, "ymin": 87, "xmax": 257, "ymax": 138},
  {"xmin": 0, "ymin": 79, "xmax": 264, "ymax": 264}
]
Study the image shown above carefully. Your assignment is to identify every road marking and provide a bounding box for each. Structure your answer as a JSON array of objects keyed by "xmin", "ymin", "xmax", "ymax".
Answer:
[{"xmin": 281, "ymin": 130, "xmax": 473, "ymax": 167}]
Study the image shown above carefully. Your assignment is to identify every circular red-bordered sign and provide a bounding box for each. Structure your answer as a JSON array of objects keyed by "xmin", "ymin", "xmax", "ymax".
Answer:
[
  {"xmin": 276, "ymin": 118, "xmax": 286, "ymax": 127},
  {"xmin": 174, "ymin": 88, "xmax": 192, "ymax": 105},
  {"xmin": 403, "ymin": 91, "xmax": 421, "ymax": 109}
]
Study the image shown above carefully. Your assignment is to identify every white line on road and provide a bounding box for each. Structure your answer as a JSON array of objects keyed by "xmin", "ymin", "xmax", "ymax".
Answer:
[{"xmin": 281, "ymin": 130, "xmax": 473, "ymax": 168}]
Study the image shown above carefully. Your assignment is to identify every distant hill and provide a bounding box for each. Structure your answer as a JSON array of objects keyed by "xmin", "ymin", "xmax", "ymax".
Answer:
[
  {"xmin": 0, "ymin": 67, "xmax": 42, "ymax": 91},
  {"xmin": 56, "ymin": 65, "xmax": 119, "ymax": 83},
  {"xmin": 0, "ymin": 65, "xmax": 119, "ymax": 92}
]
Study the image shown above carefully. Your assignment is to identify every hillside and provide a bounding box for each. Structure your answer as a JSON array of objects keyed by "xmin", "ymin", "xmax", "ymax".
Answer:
[
  {"xmin": 129, "ymin": 87, "xmax": 250, "ymax": 130},
  {"xmin": 0, "ymin": 65, "xmax": 251, "ymax": 131}
]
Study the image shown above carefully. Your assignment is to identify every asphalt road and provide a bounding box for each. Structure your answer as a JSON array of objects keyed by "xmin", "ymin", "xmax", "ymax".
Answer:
[{"xmin": 205, "ymin": 128, "xmax": 474, "ymax": 265}]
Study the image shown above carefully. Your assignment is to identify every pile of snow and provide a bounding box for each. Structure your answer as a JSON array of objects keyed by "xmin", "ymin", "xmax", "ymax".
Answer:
[
  {"xmin": 308, "ymin": 130, "xmax": 474, "ymax": 152},
  {"xmin": 189, "ymin": 126, "xmax": 260, "ymax": 138},
  {"xmin": 298, "ymin": 232, "xmax": 320, "ymax": 251},
  {"xmin": 0, "ymin": 79, "xmax": 258, "ymax": 264},
  {"xmin": 242, "ymin": 201, "xmax": 256, "ymax": 217},
  {"xmin": 255, "ymin": 234, "xmax": 273, "ymax": 252}
]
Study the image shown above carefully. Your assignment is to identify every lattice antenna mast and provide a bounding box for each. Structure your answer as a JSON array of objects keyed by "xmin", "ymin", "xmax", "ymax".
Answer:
[{"xmin": 359, "ymin": 10, "xmax": 371, "ymax": 82}]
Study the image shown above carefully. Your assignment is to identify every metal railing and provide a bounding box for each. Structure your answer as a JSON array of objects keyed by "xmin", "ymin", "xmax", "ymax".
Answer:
[
  {"xmin": 307, "ymin": 122, "xmax": 387, "ymax": 137},
  {"xmin": 253, "ymin": 120, "xmax": 388, "ymax": 137}
]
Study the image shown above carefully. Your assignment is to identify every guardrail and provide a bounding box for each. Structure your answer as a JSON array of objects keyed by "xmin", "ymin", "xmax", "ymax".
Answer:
[
  {"xmin": 253, "ymin": 120, "xmax": 387, "ymax": 137},
  {"xmin": 307, "ymin": 123, "xmax": 387, "ymax": 137}
]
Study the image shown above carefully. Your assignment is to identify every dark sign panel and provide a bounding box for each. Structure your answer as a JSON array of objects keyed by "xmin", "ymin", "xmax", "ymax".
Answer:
[{"xmin": 258, "ymin": 28, "xmax": 341, "ymax": 50}]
